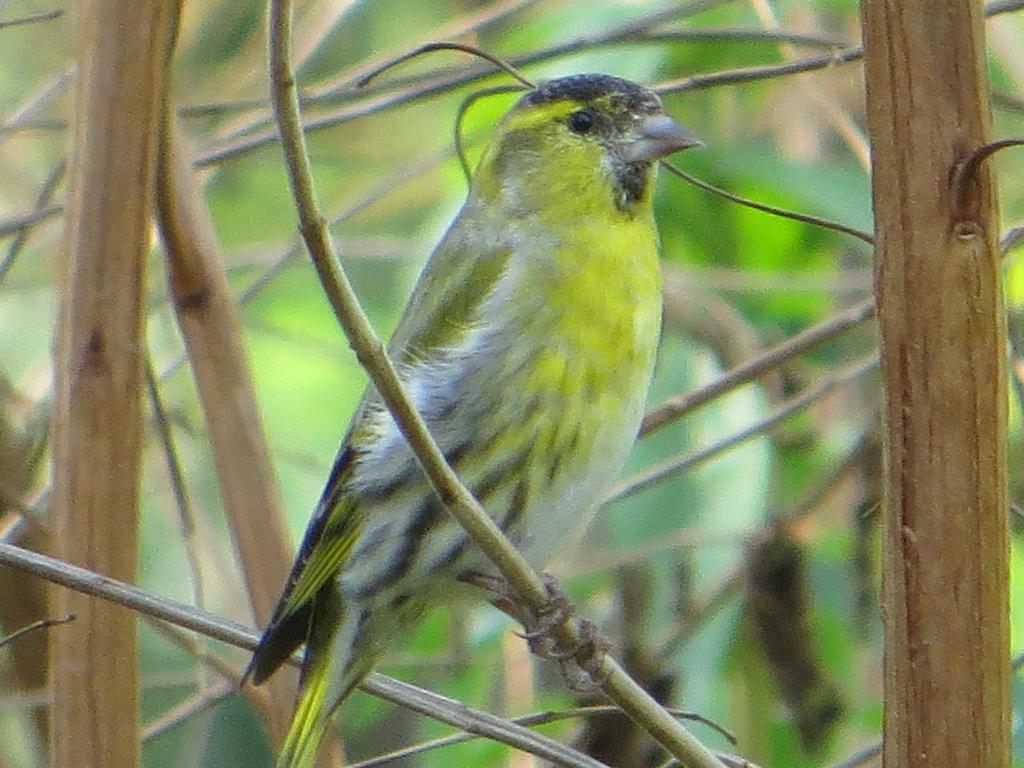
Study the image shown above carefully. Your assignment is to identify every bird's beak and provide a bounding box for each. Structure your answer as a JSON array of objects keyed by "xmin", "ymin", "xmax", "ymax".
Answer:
[{"xmin": 621, "ymin": 114, "xmax": 703, "ymax": 163}]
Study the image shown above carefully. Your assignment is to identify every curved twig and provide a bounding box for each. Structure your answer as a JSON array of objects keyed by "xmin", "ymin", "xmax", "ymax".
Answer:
[{"xmin": 267, "ymin": 2, "xmax": 728, "ymax": 766}]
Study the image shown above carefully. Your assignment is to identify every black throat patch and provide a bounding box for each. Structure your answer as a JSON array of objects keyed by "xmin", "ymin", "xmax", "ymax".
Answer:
[{"xmin": 614, "ymin": 160, "xmax": 651, "ymax": 211}]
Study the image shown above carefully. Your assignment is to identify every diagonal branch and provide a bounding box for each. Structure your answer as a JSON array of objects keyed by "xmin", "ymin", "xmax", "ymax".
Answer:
[
  {"xmin": 617, "ymin": 355, "xmax": 879, "ymax": 503},
  {"xmin": 640, "ymin": 298, "xmax": 876, "ymax": 437},
  {"xmin": 0, "ymin": 541, "xmax": 611, "ymax": 768},
  {"xmin": 266, "ymin": 2, "xmax": 728, "ymax": 767},
  {"xmin": 153, "ymin": 114, "xmax": 305, "ymax": 752}
]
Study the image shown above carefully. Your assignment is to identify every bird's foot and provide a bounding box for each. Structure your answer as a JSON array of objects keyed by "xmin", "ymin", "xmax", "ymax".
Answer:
[
  {"xmin": 512, "ymin": 573, "xmax": 577, "ymax": 660},
  {"xmin": 459, "ymin": 570, "xmax": 611, "ymax": 692},
  {"xmin": 563, "ymin": 617, "xmax": 612, "ymax": 691}
]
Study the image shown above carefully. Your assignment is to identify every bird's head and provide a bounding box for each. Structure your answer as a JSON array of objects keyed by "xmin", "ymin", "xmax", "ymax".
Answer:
[{"xmin": 474, "ymin": 73, "xmax": 700, "ymax": 216}]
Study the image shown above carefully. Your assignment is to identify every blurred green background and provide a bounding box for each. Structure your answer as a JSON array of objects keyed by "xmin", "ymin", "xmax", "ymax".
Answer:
[{"xmin": 1, "ymin": 1, "xmax": 1023, "ymax": 766}]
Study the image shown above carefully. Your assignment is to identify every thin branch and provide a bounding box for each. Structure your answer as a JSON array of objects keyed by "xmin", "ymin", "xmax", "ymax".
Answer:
[
  {"xmin": 993, "ymin": 89, "xmax": 1024, "ymax": 113},
  {"xmin": 640, "ymin": 298, "xmax": 876, "ymax": 437},
  {"xmin": 661, "ymin": 161, "xmax": 874, "ymax": 244},
  {"xmin": 355, "ymin": 26, "xmax": 852, "ymax": 103},
  {"xmin": 199, "ymin": 0, "xmax": 739, "ymax": 167},
  {"xmin": 0, "ymin": 615, "xmax": 74, "ymax": 650},
  {"xmin": 0, "ymin": 513, "xmax": 26, "ymax": 544},
  {"xmin": 828, "ymin": 743, "xmax": 881, "ymax": 768},
  {"xmin": 655, "ymin": 420, "xmax": 878, "ymax": 657},
  {"xmin": 656, "ymin": 44, "xmax": 864, "ymax": 94},
  {"xmin": 0, "ymin": 9, "xmax": 64, "ymax": 30},
  {"xmin": 0, "ymin": 483, "xmax": 49, "ymax": 546},
  {"xmin": 141, "ymin": 682, "xmax": 235, "ymax": 743},
  {"xmin": 611, "ymin": 355, "xmax": 879, "ymax": 504},
  {"xmin": 986, "ymin": 0, "xmax": 1024, "ymax": 11},
  {"xmin": 0, "ymin": 542, "xmax": 612, "ymax": 768},
  {"xmin": 658, "ymin": 757, "xmax": 755, "ymax": 768},
  {"xmin": 0, "ymin": 485, "xmax": 39, "ymax": 526},
  {"xmin": 0, "ymin": 65, "xmax": 73, "ymax": 150},
  {"xmin": 144, "ymin": 619, "xmax": 246, "ymax": 688},
  {"xmin": 0, "ymin": 117, "xmax": 66, "ymax": 135},
  {"xmin": 952, "ymin": 138, "xmax": 1024, "ymax": 218},
  {"xmin": 187, "ymin": 19, "xmax": 846, "ymax": 125},
  {"xmin": 0, "ymin": 481, "xmax": 48, "ymax": 530},
  {"xmin": 356, "ymin": 41, "xmax": 536, "ymax": 89},
  {"xmin": 267, "ymin": 2, "xmax": 726, "ymax": 766},
  {"xmin": 0, "ymin": 161, "xmax": 65, "ymax": 286},
  {"xmin": 677, "ymin": 265, "xmax": 872, "ymax": 295},
  {"xmin": 364, "ymin": 677, "xmax": 610, "ymax": 768},
  {"xmin": 0, "ymin": 684, "xmax": 50, "ymax": 710},
  {"xmin": 453, "ymin": 84, "xmax": 527, "ymax": 179},
  {"xmin": 346, "ymin": 706, "xmax": 734, "ymax": 768},
  {"xmin": 143, "ymin": 356, "xmax": 210, "ymax": 698},
  {"xmin": 0, "ymin": 205, "xmax": 63, "ymax": 241},
  {"xmin": 144, "ymin": 358, "xmax": 206, "ymax": 615},
  {"xmin": 656, "ymin": 0, "xmax": 1020, "ymax": 94},
  {"xmin": 1002, "ymin": 226, "xmax": 1024, "ymax": 254},
  {"xmin": 602, "ymin": 26, "xmax": 848, "ymax": 48}
]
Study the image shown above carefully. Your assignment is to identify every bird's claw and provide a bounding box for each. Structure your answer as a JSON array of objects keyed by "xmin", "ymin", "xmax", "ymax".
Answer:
[
  {"xmin": 514, "ymin": 574, "xmax": 577, "ymax": 659},
  {"xmin": 459, "ymin": 570, "xmax": 611, "ymax": 691},
  {"xmin": 560, "ymin": 618, "xmax": 612, "ymax": 693}
]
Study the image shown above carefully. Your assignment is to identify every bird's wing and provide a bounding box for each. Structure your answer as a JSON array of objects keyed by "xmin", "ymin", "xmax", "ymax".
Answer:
[
  {"xmin": 386, "ymin": 201, "xmax": 512, "ymax": 364},
  {"xmin": 247, "ymin": 209, "xmax": 513, "ymax": 684},
  {"xmin": 245, "ymin": 450, "xmax": 360, "ymax": 684}
]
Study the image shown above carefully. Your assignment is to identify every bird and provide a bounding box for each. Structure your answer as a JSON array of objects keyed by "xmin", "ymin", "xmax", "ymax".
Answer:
[{"xmin": 246, "ymin": 72, "xmax": 701, "ymax": 768}]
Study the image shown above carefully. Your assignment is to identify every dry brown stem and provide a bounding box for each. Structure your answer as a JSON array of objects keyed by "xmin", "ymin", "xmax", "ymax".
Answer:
[
  {"xmin": 50, "ymin": 3, "xmax": 176, "ymax": 766},
  {"xmin": 862, "ymin": 0, "xmax": 1009, "ymax": 765},
  {"xmin": 154, "ymin": 117, "xmax": 335, "ymax": 759}
]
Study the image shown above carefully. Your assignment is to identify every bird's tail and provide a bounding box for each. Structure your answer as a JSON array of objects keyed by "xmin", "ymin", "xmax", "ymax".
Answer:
[
  {"xmin": 275, "ymin": 595, "xmax": 380, "ymax": 768},
  {"xmin": 276, "ymin": 651, "xmax": 379, "ymax": 768},
  {"xmin": 276, "ymin": 649, "xmax": 333, "ymax": 768}
]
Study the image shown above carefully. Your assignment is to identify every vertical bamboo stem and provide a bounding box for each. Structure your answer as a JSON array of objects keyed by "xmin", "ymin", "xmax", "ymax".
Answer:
[
  {"xmin": 51, "ymin": 3, "xmax": 175, "ymax": 767},
  {"xmin": 860, "ymin": 1, "xmax": 1009, "ymax": 766},
  {"xmin": 156, "ymin": 117, "xmax": 345, "ymax": 765}
]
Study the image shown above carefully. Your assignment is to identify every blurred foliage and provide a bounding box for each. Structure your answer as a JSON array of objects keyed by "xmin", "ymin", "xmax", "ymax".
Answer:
[{"xmin": 1, "ymin": 1, "xmax": 1023, "ymax": 767}]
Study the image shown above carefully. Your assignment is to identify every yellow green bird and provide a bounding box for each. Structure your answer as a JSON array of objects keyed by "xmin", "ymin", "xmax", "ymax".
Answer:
[{"xmin": 246, "ymin": 73, "xmax": 700, "ymax": 768}]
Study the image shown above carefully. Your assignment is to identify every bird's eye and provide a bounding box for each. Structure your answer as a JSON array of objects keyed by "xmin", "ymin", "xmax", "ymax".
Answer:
[{"xmin": 567, "ymin": 109, "xmax": 595, "ymax": 134}]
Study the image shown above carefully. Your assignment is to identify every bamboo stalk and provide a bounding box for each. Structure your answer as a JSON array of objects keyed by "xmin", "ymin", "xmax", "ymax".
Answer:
[
  {"xmin": 860, "ymin": 0, "xmax": 1009, "ymax": 765},
  {"xmin": 154, "ymin": 116, "xmax": 342, "ymax": 764},
  {"xmin": 50, "ymin": 2, "xmax": 176, "ymax": 767}
]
